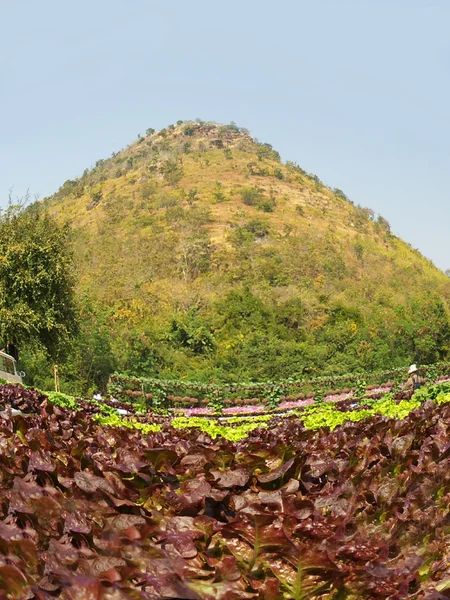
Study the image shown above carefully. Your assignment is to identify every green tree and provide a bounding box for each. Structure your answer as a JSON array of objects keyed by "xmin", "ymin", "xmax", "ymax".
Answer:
[
  {"xmin": 170, "ymin": 309, "xmax": 215, "ymax": 354},
  {"xmin": 60, "ymin": 299, "xmax": 116, "ymax": 395},
  {"xmin": 162, "ymin": 159, "xmax": 184, "ymax": 187},
  {"xmin": 0, "ymin": 202, "xmax": 77, "ymax": 360},
  {"xmin": 22, "ymin": 298, "xmax": 116, "ymax": 395}
]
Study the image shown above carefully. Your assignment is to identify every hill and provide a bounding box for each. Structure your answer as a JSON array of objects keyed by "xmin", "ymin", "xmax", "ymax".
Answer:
[{"xmin": 30, "ymin": 121, "xmax": 450, "ymax": 392}]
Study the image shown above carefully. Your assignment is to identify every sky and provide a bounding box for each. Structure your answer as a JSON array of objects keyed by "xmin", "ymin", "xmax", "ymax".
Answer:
[{"xmin": 1, "ymin": 0, "xmax": 450, "ymax": 270}]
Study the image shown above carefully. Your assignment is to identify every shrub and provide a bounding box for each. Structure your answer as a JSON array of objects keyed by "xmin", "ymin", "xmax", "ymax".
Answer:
[
  {"xmin": 247, "ymin": 162, "xmax": 268, "ymax": 176},
  {"xmin": 212, "ymin": 182, "xmax": 227, "ymax": 203},
  {"xmin": 257, "ymin": 198, "xmax": 276, "ymax": 213},
  {"xmin": 239, "ymin": 186, "xmax": 264, "ymax": 206},
  {"xmin": 140, "ymin": 181, "xmax": 158, "ymax": 200},
  {"xmin": 162, "ymin": 159, "xmax": 184, "ymax": 187},
  {"xmin": 256, "ymin": 143, "xmax": 281, "ymax": 163},
  {"xmin": 87, "ymin": 188, "xmax": 102, "ymax": 210},
  {"xmin": 309, "ymin": 173, "xmax": 322, "ymax": 186},
  {"xmin": 186, "ymin": 188, "xmax": 198, "ymax": 205},
  {"xmin": 157, "ymin": 194, "xmax": 180, "ymax": 210},
  {"xmin": 228, "ymin": 226, "xmax": 254, "ymax": 247},
  {"xmin": 354, "ymin": 241, "xmax": 364, "ymax": 261},
  {"xmin": 244, "ymin": 219, "xmax": 269, "ymax": 238},
  {"xmin": 165, "ymin": 205, "xmax": 185, "ymax": 224},
  {"xmin": 286, "ymin": 161, "xmax": 306, "ymax": 176},
  {"xmin": 333, "ymin": 188, "xmax": 350, "ymax": 202},
  {"xmin": 377, "ymin": 215, "xmax": 391, "ymax": 232}
]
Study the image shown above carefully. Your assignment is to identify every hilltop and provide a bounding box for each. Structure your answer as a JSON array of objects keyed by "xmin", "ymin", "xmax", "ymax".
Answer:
[{"xmin": 34, "ymin": 121, "xmax": 450, "ymax": 391}]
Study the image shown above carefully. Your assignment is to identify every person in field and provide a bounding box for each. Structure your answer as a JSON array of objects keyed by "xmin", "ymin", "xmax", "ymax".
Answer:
[{"xmin": 404, "ymin": 364, "xmax": 425, "ymax": 391}]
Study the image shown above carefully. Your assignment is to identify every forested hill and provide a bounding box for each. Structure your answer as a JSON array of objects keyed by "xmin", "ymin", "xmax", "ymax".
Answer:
[{"xmin": 37, "ymin": 120, "xmax": 450, "ymax": 392}]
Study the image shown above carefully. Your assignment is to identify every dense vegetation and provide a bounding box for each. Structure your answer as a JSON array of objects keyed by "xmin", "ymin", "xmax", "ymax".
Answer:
[
  {"xmin": 0, "ymin": 382, "xmax": 450, "ymax": 597},
  {"xmin": 18, "ymin": 120, "xmax": 450, "ymax": 393},
  {"xmin": 0, "ymin": 201, "xmax": 77, "ymax": 362}
]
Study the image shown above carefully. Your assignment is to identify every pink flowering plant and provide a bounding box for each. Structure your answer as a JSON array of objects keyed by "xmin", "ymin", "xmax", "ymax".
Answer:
[
  {"xmin": 323, "ymin": 391, "xmax": 354, "ymax": 403},
  {"xmin": 183, "ymin": 406, "xmax": 215, "ymax": 417},
  {"xmin": 222, "ymin": 404, "xmax": 266, "ymax": 415},
  {"xmin": 365, "ymin": 385, "xmax": 393, "ymax": 397},
  {"xmin": 278, "ymin": 398, "xmax": 315, "ymax": 410}
]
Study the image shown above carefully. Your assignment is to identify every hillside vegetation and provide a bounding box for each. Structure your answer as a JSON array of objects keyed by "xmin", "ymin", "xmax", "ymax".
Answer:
[{"xmin": 27, "ymin": 121, "xmax": 450, "ymax": 393}]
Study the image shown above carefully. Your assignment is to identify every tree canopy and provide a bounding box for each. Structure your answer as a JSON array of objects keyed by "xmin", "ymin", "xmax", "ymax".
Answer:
[{"xmin": 0, "ymin": 202, "xmax": 77, "ymax": 360}]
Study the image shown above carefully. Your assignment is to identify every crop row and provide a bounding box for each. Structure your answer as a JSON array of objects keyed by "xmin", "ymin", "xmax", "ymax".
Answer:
[
  {"xmin": 0, "ymin": 383, "xmax": 449, "ymax": 597},
  {"xmin": 110, "ymin": 373, "xmax": 450, "ymax": 412}
]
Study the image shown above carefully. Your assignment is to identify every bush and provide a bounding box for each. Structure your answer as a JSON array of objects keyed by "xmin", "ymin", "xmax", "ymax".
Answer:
[
  {"xmin": 212, "ymin": 182, "xmax": 227, "ymax": 203},
  {"xmin": 286, "ymin": 161, "xmax": 306, "ymax": 176},
  {"xmin": 377, "ymin": 215, "xmax": 391, "ymax": 233},
  {"xmin": 239, "ymin": 186, "xmax": 264, "ymax": 206},
  {"xmin": 140, "ymin": 181, "xmax": 158, "ymax": 200},
  {"xmin": 354, "ymin": 242, "xmax": 364, "ymax": 261},
  {"xmin": 257, "ymin": 198, "xmax": 276, "ymax": 213},
  {"xmin": 333, "ymin": 188, "xmax": 349, "ymax": 202},
  {"xmin": 186, "ymin": 188, "xmax": 198, "ymax": 205},
  {"xmin": 309, "ymin": 173, "xmax": 322, "ymax": 186},
  {"xmin": 228, "ymin": 227, "xmax": 254, "ymax": 247},
  {"xmin": 89, "ymin": 188, "xmax": 102, "ymax": 206},
  {"xmin": 244, "ymin": 219, "xmax": 269, "ymax": 238},
  {"xmin": 162, "ymin": 159, "xmax": 184, "ymax": 187}
]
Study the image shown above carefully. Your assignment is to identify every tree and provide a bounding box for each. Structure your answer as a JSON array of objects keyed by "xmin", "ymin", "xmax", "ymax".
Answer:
[
  {"xmin": 0, "ymin": 201, "xmax": 78, "ymax": 360},
  {"xmin": 179, "ymin": 235, "xmax": 212, "ymax": 281},
  {"xmin": 161, "ymin": 159, "xmax": 184, "ymax": 187},
  {"xmin": 58, "ymin": 298, "xmax": 115, "ymax": 395},
  {"xmin": 377, "ymin": 215, "xmax": 391, "ymax": 233},
  {"xmin": 21, "ymin": 297, "xmax": 115, "ymax": 395}
]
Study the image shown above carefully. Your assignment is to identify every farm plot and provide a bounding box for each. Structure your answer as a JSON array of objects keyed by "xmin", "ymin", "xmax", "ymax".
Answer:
[{"xmin": 0, "ymin": 384, "xmax": 448, "ymax": 598}]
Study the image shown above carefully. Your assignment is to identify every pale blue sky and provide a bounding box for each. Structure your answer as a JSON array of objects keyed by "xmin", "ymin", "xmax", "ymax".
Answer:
[{"xmin": 1, "ymin": 0, "xmax": 449, "ymax": 269}]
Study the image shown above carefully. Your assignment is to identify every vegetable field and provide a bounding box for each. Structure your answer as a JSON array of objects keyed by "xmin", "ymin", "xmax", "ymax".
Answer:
[
  {"xmin": 108, "ymin": 362, "xmax": 450, "ymax": 412},
  {"xmin": 1, "ymin": 383, "xmax": 450, "ymax": 598}
]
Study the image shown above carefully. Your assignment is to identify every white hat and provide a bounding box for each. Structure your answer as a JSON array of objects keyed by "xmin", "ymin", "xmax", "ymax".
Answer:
[{"xmin": 408, "ymin": 364, "xmax": 418, "ymax": 374}]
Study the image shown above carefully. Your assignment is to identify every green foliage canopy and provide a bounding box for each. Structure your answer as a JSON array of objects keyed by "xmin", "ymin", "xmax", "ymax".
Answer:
[{"xmin": 0, "ymin": 203, "xmax": 77, "ymax": 359}]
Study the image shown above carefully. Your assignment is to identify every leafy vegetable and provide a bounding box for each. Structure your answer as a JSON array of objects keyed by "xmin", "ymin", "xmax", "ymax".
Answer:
[{"xmin": 0, "ymin": 382, "xmax": 448, "ymax": 597}]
